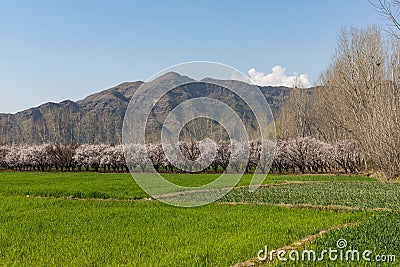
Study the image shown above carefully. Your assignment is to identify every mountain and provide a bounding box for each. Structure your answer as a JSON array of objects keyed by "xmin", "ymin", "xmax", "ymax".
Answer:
[{"xmin": 0, "ymin": 73, "xmax": 291, "ymax": 145}]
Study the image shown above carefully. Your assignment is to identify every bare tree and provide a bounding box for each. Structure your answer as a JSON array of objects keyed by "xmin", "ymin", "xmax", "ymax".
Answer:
[
  {"xmin": 312, "ymin": 26, "xmax": 400, "ymax": 179},
  {"xmin": 371, "ymin": 0, "xmax": 400, "ymax": 38},
  {"xmin": 277, "ymin": 86, "xmax": 314, "ymax": 139}
]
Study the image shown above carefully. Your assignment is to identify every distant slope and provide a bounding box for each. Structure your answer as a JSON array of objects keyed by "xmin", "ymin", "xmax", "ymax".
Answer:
[{"xmin": 0, "ymin": 73, "xmax": 291, "ymax": 144}]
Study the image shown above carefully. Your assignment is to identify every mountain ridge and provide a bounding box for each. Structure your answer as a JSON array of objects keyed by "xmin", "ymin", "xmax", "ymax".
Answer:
[{"xmin": 0, "ymin": 73, "xmax": 292, "ymax": 144}]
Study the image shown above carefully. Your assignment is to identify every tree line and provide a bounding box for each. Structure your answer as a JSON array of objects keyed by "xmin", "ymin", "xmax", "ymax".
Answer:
[
  {"xmin": 277, "ymin": 24, "xmax": 400, "ymax": 180},
  {"xmin": 275, "ymin": 1, "xmax": 400, "ymax": 180},
  {"xmin": 0, "ymin": 138, "xmax": 364, "ymax": 174}
]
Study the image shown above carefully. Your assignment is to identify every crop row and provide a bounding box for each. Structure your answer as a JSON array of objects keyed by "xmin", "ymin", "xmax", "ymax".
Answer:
[
  {"xmin": 272, "ymin": 212, "xmax": 400, "ymax": 266},
  {"xmin": 221, "ymin": 182, "xmax": 400, "ymax": 210}
]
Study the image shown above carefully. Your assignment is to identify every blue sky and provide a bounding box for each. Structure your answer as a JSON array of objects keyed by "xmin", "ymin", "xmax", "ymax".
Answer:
[{"xmin": 0, "ymin": 0, "xmax": 383, "ymax": 113}]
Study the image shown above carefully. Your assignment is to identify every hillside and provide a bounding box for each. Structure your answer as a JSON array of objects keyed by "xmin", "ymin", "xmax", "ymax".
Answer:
[{"xmin": 0, "ymin": 73, "xmax": 291, "ymax": 144}]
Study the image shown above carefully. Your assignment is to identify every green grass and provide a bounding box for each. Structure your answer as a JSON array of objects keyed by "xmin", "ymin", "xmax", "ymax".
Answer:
[
  {"xmin": 166, "ymin": 173, "xmax": 375, "ymax": 187},
  {"xmin": 222, "ymin": 182, "xmax": 400, "ymax": 210},
  {"xmin": 0, "ymin": 196, "xmax": 366, "ymax": 266},
  {"xmin": 0, "ymin": 172, "xmax": 375, "ymax": 200},
  {"xmin": 258, "ymin": 174, "xmax": 376, "ymax": 183},
  {"xmin": 0, "ymin": 172, "xmax": 147, "ymax": 200},
  {"xmin": 0, "ymin": 171, "xmax": 395, "ymax": 266},
  {"xmin": 272, "ymin": 212, "xmax": 400, "ymax": 266}
]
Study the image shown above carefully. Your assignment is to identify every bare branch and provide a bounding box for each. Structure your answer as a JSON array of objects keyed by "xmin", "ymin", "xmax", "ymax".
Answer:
[{"xmin": 370, "ymin": 0, "xmax": 400, "ymax": 38}]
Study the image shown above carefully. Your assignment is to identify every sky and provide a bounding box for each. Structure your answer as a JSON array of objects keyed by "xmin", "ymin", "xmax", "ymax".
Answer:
[{"xmin": 0, "ymin": 0, "xmax": 384, "ymax": 113}]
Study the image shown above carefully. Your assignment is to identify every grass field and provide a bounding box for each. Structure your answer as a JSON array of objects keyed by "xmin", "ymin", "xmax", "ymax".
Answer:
[
  {"xmin": 272, "ymin": 212, "xmax": 400, "ymax": 266},
  {"xmin": 0, "ymin": 196, "xmax": 365, "ymax": 266},
  {"xmin": 0, "ymin": 172, "xmax": 375, "ymax": 199},
  {"xmin": 222, "ymin": 182, "xmax": 400, "ymax": 210},
  {"xmin": 0, "ymin": 171, "xmax": 398, "ymax": 266}
]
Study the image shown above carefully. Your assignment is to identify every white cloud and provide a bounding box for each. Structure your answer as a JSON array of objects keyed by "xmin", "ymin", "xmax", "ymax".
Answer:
[{"xmin": 248, "ymin": 66, "xmax": 311, "ymax": 88}]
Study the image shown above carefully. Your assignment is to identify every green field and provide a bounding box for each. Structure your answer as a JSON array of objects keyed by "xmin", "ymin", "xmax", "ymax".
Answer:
[
  {"xmin": 222, "ymin": 182, "xmax": 400, "ymax": 210},
  {"xmin": 0, "ymin": 172, "xmax": 375, "ymax": 199},
  {"xmin": 270, "ymin": 212, "xmax": 400, "ymax": 266},
  {"xmin": 0, "ymin": 172, "xmax": 398, "ymax": 266}
]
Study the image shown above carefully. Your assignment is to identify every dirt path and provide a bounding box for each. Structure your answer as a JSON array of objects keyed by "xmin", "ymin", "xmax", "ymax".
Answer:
[
  {"xmin": 152, "ymin": 181, "xmax": 309, "ymax": 200},
  {"xmin": 19, "ymin": 181, "xmax": 312, "ymax": 203}
]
